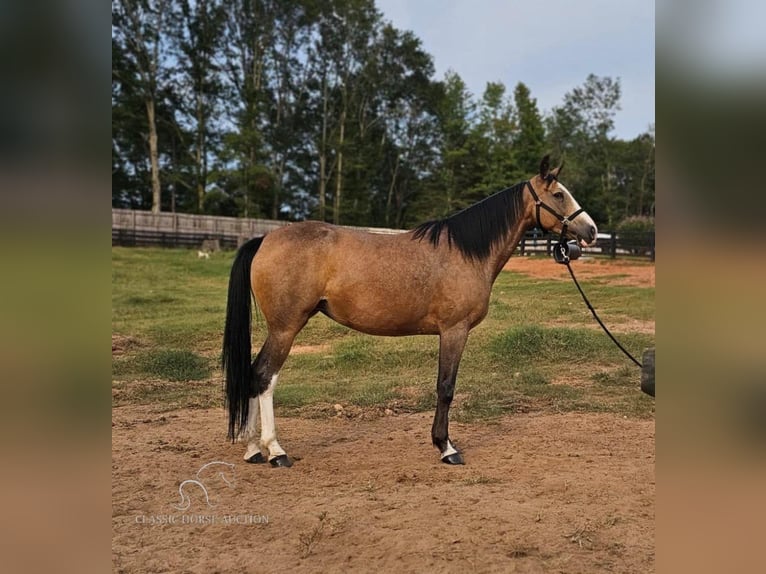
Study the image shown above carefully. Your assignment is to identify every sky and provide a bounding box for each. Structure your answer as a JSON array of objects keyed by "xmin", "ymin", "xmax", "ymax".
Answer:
[{"xmin": 375, "ymin": 0, "xmax": 655, "ymax": 140}]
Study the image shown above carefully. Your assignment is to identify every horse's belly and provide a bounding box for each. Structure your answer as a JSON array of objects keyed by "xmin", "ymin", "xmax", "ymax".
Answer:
[{"xmin": 321, "ymin": 291, "xmax": 438, "ymax": 336}]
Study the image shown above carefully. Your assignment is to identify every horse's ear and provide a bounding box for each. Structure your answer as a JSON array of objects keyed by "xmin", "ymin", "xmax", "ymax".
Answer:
[
  {"xmin": 551, "ymin": 159, "xmax": 564, "ymax": 178},
  {"xmin": 539, "ymin": 155, "xmax": 551, "ymax": 179}
]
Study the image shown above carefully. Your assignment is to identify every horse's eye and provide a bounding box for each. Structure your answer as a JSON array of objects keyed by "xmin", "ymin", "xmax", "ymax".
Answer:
[{"xmin": 553, "ymin": 191, "xmax": 564, "ymax": 200}]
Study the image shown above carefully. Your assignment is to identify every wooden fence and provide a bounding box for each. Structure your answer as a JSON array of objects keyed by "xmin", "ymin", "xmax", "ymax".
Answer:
[
  {"xmin": 111, "ymin": 209, "xmax": 289, "ymax": 248},
  {"xmin": 112, "ymin": 209, "xmax": 654, "ymax": 259}
]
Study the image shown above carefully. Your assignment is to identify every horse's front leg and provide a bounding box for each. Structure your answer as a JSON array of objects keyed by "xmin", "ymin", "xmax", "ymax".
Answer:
[{"xmin": 432, "ymin": 327, "xmax": 468, "ymax": 465}]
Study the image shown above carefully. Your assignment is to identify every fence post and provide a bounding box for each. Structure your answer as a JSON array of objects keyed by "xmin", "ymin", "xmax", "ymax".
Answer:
[
  {"xmin": 650, "ymin": 232, "xmax": 655, "ymax": 262},
  {"xmin": 520, "ymin": 235, "xmax": 526, "ymax": 256},
  {"xmin": 610, "ymin": 231, "xmax": 617, "ymax": 259},
  {"xmin": 546, "ymin": 236, "xmax": 552, "ymax": 256}
]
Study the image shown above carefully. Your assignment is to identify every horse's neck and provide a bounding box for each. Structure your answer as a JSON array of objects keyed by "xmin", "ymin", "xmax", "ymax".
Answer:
[{"xmin": 487, "ymin": 220, "xmax": 532, "ymax": 280}]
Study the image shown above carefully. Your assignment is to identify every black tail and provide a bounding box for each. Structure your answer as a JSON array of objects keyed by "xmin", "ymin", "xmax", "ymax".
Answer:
[{"xmin": 222, "ymin": 236, "xmax": 264, "ymax": 441}]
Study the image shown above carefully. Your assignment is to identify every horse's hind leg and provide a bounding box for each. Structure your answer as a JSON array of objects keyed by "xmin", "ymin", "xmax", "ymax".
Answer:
[
  {"xmin": 244, "ymin": 328, "xmax": 300, "ymax": 467},
  {"xmin": 242, "ymin": 398, "xmax": 263, "ymax": 462}
]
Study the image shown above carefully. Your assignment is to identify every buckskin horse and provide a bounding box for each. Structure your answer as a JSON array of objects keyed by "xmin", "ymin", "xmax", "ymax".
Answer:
[{"xmin": 222, "ymin": 156, "xmax": 597, "ymax": 466}]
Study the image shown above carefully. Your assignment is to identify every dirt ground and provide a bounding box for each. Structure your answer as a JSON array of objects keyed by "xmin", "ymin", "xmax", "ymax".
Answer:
[
  {"xmin": 503, "ymin": 255, "xmax": 655, "ymax": 288},
  {"xmin": 112, "ymin": 257, "xmax": 655, "ymax": 573}
]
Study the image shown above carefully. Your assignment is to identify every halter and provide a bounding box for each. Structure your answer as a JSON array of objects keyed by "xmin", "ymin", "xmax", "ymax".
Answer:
[
  {"xmin": 525, "ymin": 176, "xmax": 584, "ymax": 240},
  {"xmin": 525, "ymin": 176, "xmax": 644, "ymax": 371}
]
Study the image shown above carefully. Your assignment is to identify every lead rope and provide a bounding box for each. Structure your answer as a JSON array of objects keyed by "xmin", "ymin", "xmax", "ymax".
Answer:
[{"xmin": 563, "ymin": 258, "xmax": 643, "ymax": 369}]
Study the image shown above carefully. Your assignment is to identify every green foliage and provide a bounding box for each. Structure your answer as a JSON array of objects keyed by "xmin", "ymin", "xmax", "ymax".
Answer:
[
  {"xmin": 545, "ymin": 74, "xmax": 651, "ymax": 227},
  {"xmin": 202, "ymin": 188, "xmax": 238, "ymax": 216},
  {"xmin": 616, "ymin": 215, "xmax": 655, "ymax": 255},
  {"xmin": 112, "ymin": 2, "xmax": 654, "ymax": 228},
  {"xmin": 617, "ymin": 215, "xmax": 655, "ymax": 234},
  {"xmin": 512, "ymin": 82, "xmax": 545, "ymax": 178}
]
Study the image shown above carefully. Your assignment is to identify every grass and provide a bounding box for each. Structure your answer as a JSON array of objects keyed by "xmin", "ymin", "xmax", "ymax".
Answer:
[
  {"xmin": 489, "ymin": 325, "xmax": 652, "ymax": 367},
  {"xmin": 112, "ymin": 247, "xmax": 655, "ymax": 419},
  {"xmin": 298, "ymin": 512, "xmax": 330, "ymax": 559},
  {"xmin": 113, "ymin": 349, "xmax": 211, "ymax": 381}
]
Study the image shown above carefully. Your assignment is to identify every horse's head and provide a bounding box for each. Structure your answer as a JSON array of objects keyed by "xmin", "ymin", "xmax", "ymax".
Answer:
[{"xmin": 527, "ymin": 155, "xmax": 598, "ymax": 247}]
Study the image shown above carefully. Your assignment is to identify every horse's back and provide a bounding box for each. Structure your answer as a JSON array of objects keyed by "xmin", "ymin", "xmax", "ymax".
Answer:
[{"xmin": 253, "ymin": 221, "xmax": 422, "ymax": 287}]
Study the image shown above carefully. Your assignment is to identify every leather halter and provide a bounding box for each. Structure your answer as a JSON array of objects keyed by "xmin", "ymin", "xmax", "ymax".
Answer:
[{"xmin": 525, "ymin": 177, "xmax": 584, "ymax": 238}]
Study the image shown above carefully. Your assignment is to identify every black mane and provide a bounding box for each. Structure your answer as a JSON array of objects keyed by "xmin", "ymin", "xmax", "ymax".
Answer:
[{"xmin": 412, "ymin": 181, "xmax": 526, "ymax": 260}]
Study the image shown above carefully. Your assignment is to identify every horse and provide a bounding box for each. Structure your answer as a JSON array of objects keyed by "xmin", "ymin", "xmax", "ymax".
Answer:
[{"xmin": 222, "ymin": 155, "xmax": 597, "ymax": 467}]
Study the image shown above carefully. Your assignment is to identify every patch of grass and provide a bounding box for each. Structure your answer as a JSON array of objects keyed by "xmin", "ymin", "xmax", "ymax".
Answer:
[
  {"xmin": 516, "ymin": 369, "xmax": 549, "ymax": 386},
  {"xmin": 455, "ymin": 383, "xmax": 523, "ymax": 422},
  {"xmin": 412, "ymin": 388, "xmax": 436, "ymax": 411},
  {"xmin": 490, "ymin": 325, "xmax": 651, "ymax": 367},
  {"xmin": 562, "ymin": 364, "xmax": 654, "ymax": 418},
  {"xmin": 115, "ymin": 349, "xmax": 211, "ymax": 381},
  {"xmin": 453, "ymin": 368, "xmax": 586, "ymax": 422},
  {"xmin": 112, "ymin": 379, "xmax": 221, "ymax": 410},
  {"xmin": 333, "ymin": 338, "xmax": 374, "ymax": 367},
  {"xmin": 349, "ymin": 382, "xmax": 399, "ymax": 406},
  {"xmin": 274, "ymin": 382, "xmax": 322, "ymax": 410},
  {"xmin": 125, "ymin": 294, "xmax": 177, "ymax": 306},
  {"xmin": 592, "ymin": 365, "xmax": 635, "ymax": 387}
]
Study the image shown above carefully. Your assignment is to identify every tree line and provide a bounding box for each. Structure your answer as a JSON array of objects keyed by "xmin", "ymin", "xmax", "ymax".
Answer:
[{"xmin": 112, "ymin": 0, "xmax": 655, "ymax": 229}]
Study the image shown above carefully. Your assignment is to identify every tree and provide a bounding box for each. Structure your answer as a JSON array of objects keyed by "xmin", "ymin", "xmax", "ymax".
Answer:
[
  {"xmin": 262, "ymin": 0, "xmax": 316, "ymax": 219},
  {"xmin": 546, "ymin": 74, "xmax": 622, "ymax": 225},
  {"xmin": 220, "ymin": 0, "xmax": 274, "ymax": 218},
  {"xmin": 611, "ymin": 127, "xmax": 655, "ymax": 219},
  {"xmin": 113, "ymin": 36, "xmax": 148, "ymax": 208},
  {"xmin": 172, "ymin": 0, "xmax": 227, "ymax": 212},
  {"xmin": 112, "ymin": 0, "xmax": 173, "ymax": 213},
  {"xmin": 369, "ymin": 25, "xmax": 439, "ymax": 227},
  {"xmin": 113, "ymin": 33, "xmax": 192, "ymax": 211},
  {"xmin": 512, "ymin": 82, "xmax": 545, "ymax": 178},
  {"xmin": 410, "ymin": 70, "xmax": 482, "ymax": 222},
  {"xmin": 472, "ymin": 81, "xmax": 516, "ymax": 195},
  {"xmin": 111, "ymin": 8, "xmax": 653, "ymax": 228}
]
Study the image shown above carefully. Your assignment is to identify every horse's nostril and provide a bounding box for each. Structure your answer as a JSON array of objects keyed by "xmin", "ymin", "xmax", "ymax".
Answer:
[{"xmin": 589, "ymin": 225, "xmax": 596, "ymax": 241}]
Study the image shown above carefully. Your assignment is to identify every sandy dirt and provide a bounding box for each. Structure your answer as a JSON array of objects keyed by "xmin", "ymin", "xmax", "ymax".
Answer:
[
  {"xmin": 112, "ymin": 407, "xmax": 654, "ymax": 573},
  {"xmin": 503, "ymin": 256, "xmax": 655, "ymax": 288},
  {"xmin": 112, "ymin": 257, "xmax": 655, "ymax": 573}
]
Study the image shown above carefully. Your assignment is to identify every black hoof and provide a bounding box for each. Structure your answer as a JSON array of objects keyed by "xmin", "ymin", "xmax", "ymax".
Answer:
[
  {"xmin": 441, "ymin": 452, "xmax": 465, "ymax": 465},
  {"xmin": 246, "ymin": 452, "xmax": 266, "ymax": 464},
  {"xmin": 270, "ymin": 454, "xmax": 293, "ymax": 468}
]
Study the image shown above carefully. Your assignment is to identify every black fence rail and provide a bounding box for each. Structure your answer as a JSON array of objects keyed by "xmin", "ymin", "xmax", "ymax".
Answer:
[
  {"xmin": 519, "ymin": 230, "xmax": 655, "ymax": 260},
  {"xmin": 112, "ymin": 228, "xmax": 242, "ymax": 250}
]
